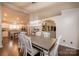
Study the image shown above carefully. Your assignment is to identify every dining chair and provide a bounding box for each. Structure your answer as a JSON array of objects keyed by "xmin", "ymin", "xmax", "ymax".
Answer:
[
  {"xmin": 42, "ymin": 31, "xmax": 50, "ymax": 38},
  {"xmin": 18, "ymin": 33, "xmax": 27, "ymax": 55},
  {"xmin": 24, "ymin": 35, "xmax": 39, "ymax": 56},
  {"xmin": 18, "ymin": 33, "xmax": 39, "ymax": 56},
  {"xmin": 49, "ymin": 35, "xmax": 62, "ymax": 56},
  {"xmin": 22, "ymin": 36, "xmax": 28, "ymax": 56},
  {"xmin": 18, "ymin": 33, "xmax": 27, "ymax": 56},
  {"xmin": 18, "ymin": 32, "xmax": 24, "ymax": 48},
  {"xmin": 35, "ymin": 32, "xmax": 41, "ymax": 36}
]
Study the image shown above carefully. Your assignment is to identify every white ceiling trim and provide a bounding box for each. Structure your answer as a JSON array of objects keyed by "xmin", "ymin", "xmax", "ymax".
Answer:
[{"xmin": 3, "ymin": 3, "xmax": 31, "ymax": 14}]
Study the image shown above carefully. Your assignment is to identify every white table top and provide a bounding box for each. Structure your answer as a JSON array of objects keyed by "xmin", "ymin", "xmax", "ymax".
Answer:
[{"xmin": 31, "ymin": 36, "xmax": 56, "ymax": 51}]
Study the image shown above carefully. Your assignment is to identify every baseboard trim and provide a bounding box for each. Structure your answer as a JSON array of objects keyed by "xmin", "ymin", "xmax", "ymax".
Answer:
[{"xmin": 60, "ymin": 44, "xmax": 79, "ymax": 50}]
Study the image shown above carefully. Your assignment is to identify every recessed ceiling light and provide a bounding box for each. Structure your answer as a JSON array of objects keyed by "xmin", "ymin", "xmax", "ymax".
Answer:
[
  {"xmin": 17, "ymin": 17, "xmax": 19, "ymax": 20},
  {"xmin": 4, "ymin": 13, "xmax": 7, "ymax": 17},
  {"xmin": 21, "ymin": 21, "xmax": 24, "ymax": 23}
]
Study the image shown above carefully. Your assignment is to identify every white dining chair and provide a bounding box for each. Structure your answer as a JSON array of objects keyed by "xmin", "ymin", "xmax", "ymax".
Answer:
[
  {"xmin": 18, "ymin": 32, "xmax": 24, "ymax": 48},
  {"xmin": 18, "ymin": 33, "xmax": 39, "ymax": 56},
  {"xmin": 24, "ymin": 35, "xmax": 39, "ymax": 56},
  {"xmin": 35, "ymin": 32, "xmax": 41, "ymax": 36},
  {"xmin": 42, "ymin": 32, "xmax": 50, "ymax": 38},
  {"xmin": 18, "ymin": 33, "xmax": 28, "ymax": 56},
  {"xmin": 49, "ymin": 35, "xmax": 62, "ymax": 56}
]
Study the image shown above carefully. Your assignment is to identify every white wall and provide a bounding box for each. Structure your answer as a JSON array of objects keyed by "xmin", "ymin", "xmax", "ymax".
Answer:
[
  {"xmin": 53, "ymin": 8, "xmax": 79, "ymax": 49},
  {"xmin": 0, "ymin": 3, "xmax": 3, "ymax": 47},
  {"xmin": 42, "ymin": 8, "xmax": 79, "ymax": 49}
]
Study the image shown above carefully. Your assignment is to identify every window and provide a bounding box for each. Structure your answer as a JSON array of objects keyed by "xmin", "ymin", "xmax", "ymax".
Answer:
[
  {"xmin": 9, "ymin": 24, "xmax": 20, "ymax": 30},
  {"xmin": 30, "ymin": 20, "xmax": 41, "ymax": 26}
]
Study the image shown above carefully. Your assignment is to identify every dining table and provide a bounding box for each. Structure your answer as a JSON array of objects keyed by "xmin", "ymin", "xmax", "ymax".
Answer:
[{"xmin": 31, "ymin": 36, "xmax": 56, "ymax": 56}]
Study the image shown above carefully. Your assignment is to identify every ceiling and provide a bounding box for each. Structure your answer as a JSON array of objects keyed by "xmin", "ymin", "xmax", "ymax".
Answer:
[{"xmin": 3, "ymin": 2, "xmax": 79, "ymax": 19}]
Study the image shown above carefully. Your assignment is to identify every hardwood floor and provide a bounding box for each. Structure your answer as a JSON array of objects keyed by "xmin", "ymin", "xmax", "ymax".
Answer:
[
  {"xmin": 58, "ymin": 45, "xmax": 79, "ymax": 56},
  {"xmin": 0, "ymin": 37, "xmax": 19, "ymax": 56},
  {"xmin": 0, "ymin": 37, "xmax": 40, "ymax": 56}
]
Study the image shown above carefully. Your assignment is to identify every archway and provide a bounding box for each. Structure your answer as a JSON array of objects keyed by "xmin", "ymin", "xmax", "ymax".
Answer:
[{"xmin": 42, "ymin": 20, "xmax": 56, "ymax": 38}]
